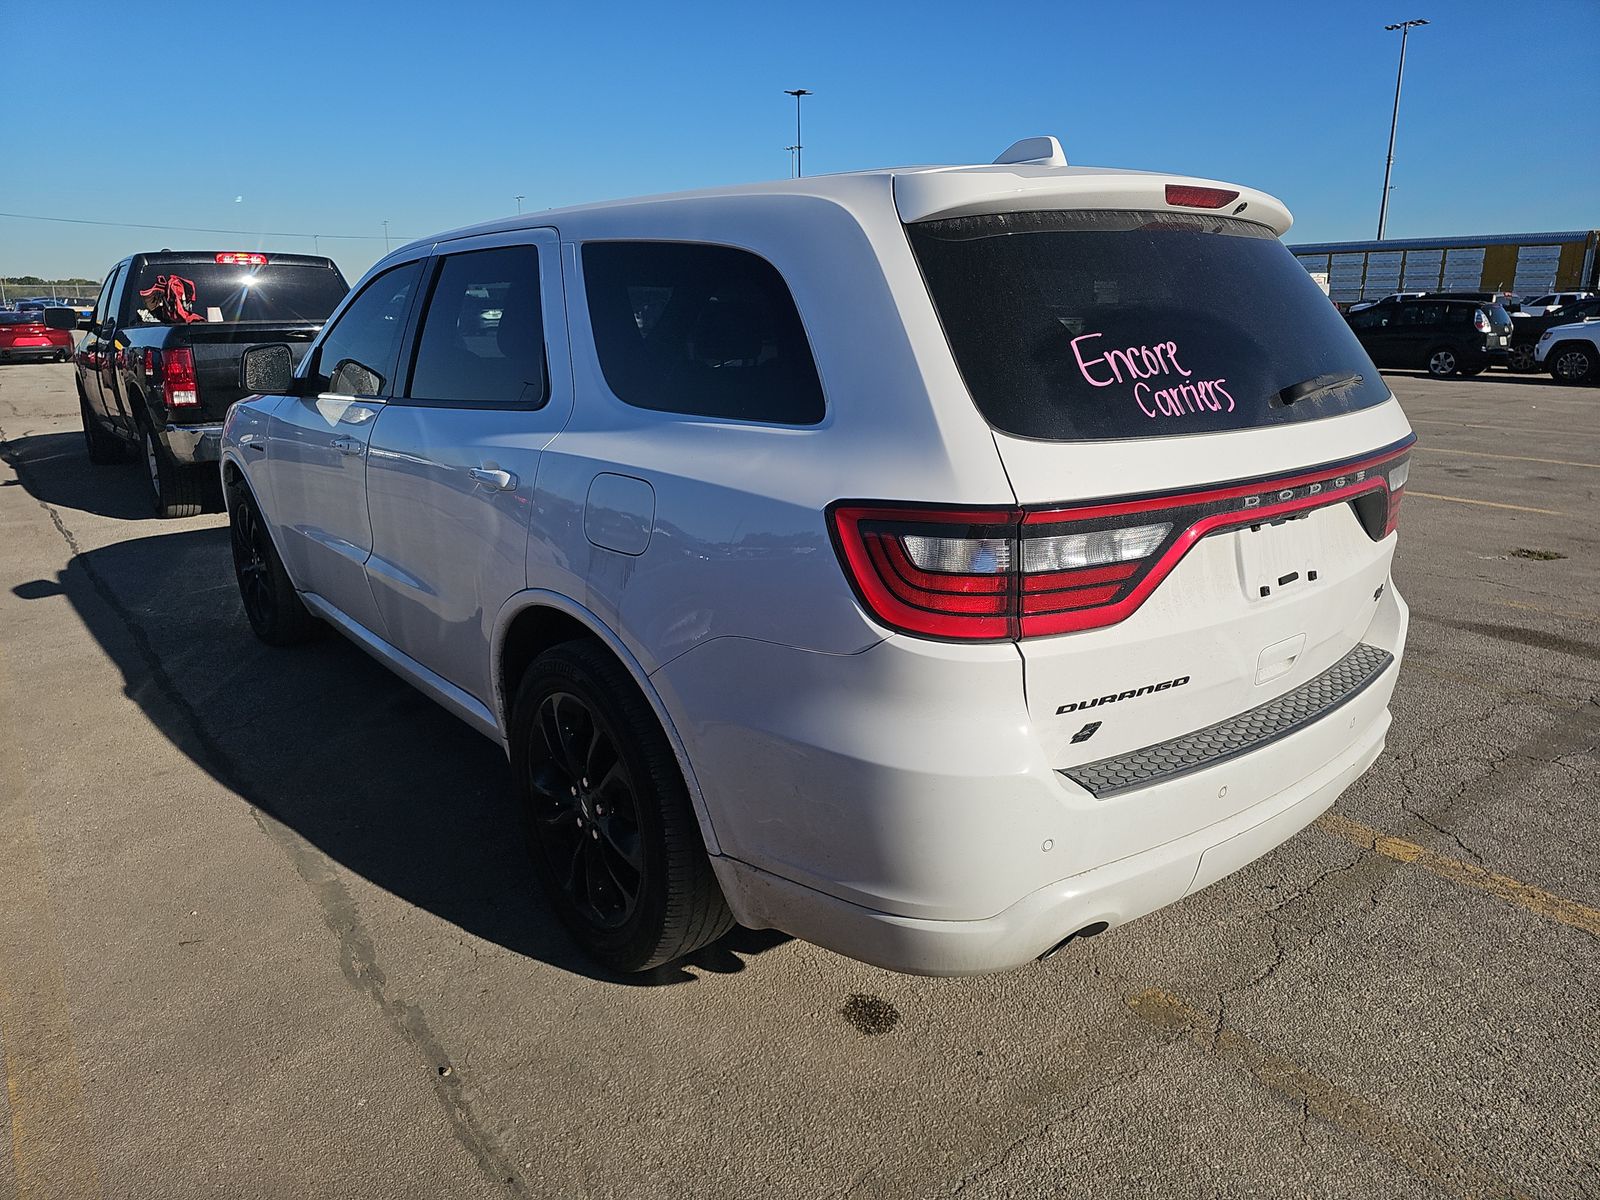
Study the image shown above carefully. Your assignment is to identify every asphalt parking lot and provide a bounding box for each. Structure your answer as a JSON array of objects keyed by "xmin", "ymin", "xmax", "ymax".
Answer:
[{"xmin": 1, "ymin": 363, "xmax": 1596, "ymax": 1200}]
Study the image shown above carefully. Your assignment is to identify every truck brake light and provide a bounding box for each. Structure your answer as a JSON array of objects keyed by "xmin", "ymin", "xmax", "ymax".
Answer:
[{"xmin": 150, "ymin": 347, "xmax": 200, "ymax": 407}]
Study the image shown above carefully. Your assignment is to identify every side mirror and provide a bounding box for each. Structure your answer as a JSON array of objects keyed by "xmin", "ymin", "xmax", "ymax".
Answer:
[
  {"xmin": 44, "ymin": 306, "xmax": 78, "ymax": 331},
  {"xmin": 77, "ymin": 314, "xmax": 96, "ymax": 331},
  {"xmin": 240, "ymin": 343, "xmax": 296, "ymax": 394}
]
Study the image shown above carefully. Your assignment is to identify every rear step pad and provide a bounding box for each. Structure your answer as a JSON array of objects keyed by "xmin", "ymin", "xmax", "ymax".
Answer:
[{"xmin": 1060, "ymin": 643, "xmax": 1394, "ymax": 800}]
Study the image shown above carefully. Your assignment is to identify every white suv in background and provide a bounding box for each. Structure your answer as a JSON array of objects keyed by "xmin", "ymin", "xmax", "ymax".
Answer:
[
  {"xmin": 1535, "ymin": 316, "xmax": 1600, "ymax": 384},
  {"xmin": 222, "ymin": 137, "xmax": 1412, "ymax": 976}
]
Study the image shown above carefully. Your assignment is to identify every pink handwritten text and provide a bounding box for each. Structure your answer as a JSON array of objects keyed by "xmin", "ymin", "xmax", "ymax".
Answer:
[{"xmin": 1070, "ymin": 331, "xmax": 1234, "ymax": 419}]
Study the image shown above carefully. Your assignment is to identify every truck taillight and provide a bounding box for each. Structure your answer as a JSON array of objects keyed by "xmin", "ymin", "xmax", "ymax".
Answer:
[
  {"xmin": 216, "ymin": 252, "xmax": 268, "ymax": 266},
  {"xmin": 828, "ymin": 440, "xmax": 1415, "ymax": 642},
  {"xmin": 152, "ymin": 347, "xmax": 199, "ymax": 407}
]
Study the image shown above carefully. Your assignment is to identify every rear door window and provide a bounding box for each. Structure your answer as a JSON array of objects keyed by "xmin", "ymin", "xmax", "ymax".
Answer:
[
  {"xmin": 907, "ymin": 210, "xmax": 1390, "ymax": 441},
  {"xmin": 406, "ymin": 245, "xmax": 547, "ymax": 407},
  {"xmin": 582, "ymin": 242, "xmax": 824, "ymax": 424}
]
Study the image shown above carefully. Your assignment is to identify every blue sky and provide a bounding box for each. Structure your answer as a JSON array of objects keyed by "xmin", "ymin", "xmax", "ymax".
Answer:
[{"xmin": 2, "ymin": 0, "xmax": 1596, "ymax": 285}]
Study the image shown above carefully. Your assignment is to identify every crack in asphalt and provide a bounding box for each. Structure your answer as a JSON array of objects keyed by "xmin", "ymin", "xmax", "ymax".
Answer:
[{"xmin": 0, "ymin": 416, "xmax": 531, "ymax": 1198}]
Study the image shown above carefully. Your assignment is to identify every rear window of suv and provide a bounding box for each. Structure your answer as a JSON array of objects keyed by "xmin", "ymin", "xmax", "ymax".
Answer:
[
  {"xmin": 128, "ymin": 260, "xmax": 349, "ymax": 326},
  {"xmin": 907, "ymin": 210, "xmax": 1391, "ymax": 441}
]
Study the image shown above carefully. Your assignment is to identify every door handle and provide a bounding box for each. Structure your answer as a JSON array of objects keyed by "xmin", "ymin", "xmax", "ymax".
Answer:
[
  {"xmin": 331, "ymin": 435, "xmax": 364, "ymax": 457},
  {"xmin": 467, "ymin": 467, "xmax": 517, "ymax": 492}
]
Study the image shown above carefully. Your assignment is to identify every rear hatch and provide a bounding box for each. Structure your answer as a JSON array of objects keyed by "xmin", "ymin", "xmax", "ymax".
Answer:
[{"xmin": 898, "ymin": 189, "xmax": 1412, "ymax": 833}]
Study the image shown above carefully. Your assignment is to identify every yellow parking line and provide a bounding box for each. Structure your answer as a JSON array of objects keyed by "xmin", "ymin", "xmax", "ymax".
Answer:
[
  {"xmin": 1406, "ymin": 491, "xmax": 1565, "ymax": 516},
  {"xmin": 1416, "ymin": 446, "xmax": 1600, "ymax": 470},
  {"xmin": 1485, "ymin": 596, "xmax": 1599, "ymax": 625},
  {"xmin": 0, "ymin": 649, "xmax": 102, "ymax": 1200},
  {"xmin": 1316, "ymin": 811, "xmax": 1600, "ymax": 937},
  {"xmin": 1127, "ymin": 988, "xmax": 1532, "ymax": 1200}
]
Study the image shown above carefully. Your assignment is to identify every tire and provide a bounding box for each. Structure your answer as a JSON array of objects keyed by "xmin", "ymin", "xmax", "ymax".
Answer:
[
  {"xmin": 1548, "ymin": 342, "xmax": 1598, "ymax": 386},
  {"xmin": 1506, "ymin": 343, "xmax": 1538, "ymax": 373},
  {"xmin": 229, "ymin": 483, "xmax": 321, "ymax": 645},
  {"xmin": 142, "ymin": 421, "xmax": 204, "ymax": 518},
  {"xmin": 1425, "ymin": 346, "xmax": 1460, "ymax": 378},
  {"xmin": 510, "ymin": 641, "xmax": 733, "ymax": 973},
  {"xmin": 78, "ymin": 383, "xmax": 125, "ymax": 466}
]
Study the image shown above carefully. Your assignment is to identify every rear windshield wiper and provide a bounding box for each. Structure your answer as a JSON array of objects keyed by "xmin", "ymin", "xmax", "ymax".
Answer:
[{"xmin": 1278, "ymin": 371, "xmax": 1363, "ymax": 407}]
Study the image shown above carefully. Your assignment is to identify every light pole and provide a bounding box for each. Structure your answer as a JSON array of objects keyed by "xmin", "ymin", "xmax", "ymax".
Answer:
[
  {"xmin": 785, "ymin": 145, "xmax": 800, "ymax": 176},
  {"xmin": 784, "ymin": 88, "xmax": 812, "ymax": 177},
  {"xmin": 1377, "ymin": 19, "xmax": 1428, "ymax": 240},
  {"xmin": 382, "ymin": 220, "xmax": 391, "ymax": 252},
  {"xmin": 515, "ymin": 195, "xmax": 525, "ymax": 214}
]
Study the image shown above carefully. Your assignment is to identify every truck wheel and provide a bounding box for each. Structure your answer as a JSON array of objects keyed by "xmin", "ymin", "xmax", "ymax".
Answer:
[
  {"xmin": 1426, "ymin": 347, "xmax": 1460, "ymax": 378},
  {"xmin": 510, "ymin": 641, "xmax": 733, "ymax": 973},
  {"xmin": 1549, "ymin": 343, "xmax": 1597, "ymax": 385},
  {"xmin": 1506, "ymin": 344, "xmax": 1537, "ymax": 372},
  {"xmin": 229, "ymin": 484, "xmax": 321, "ymax": 645},
  {"xmin": 78, "ymin": 385, "xmax": 126, "ymax": 466},
  {"xmin": 142, "ymin": 424, "xmax": 204, "ymax": 518}
]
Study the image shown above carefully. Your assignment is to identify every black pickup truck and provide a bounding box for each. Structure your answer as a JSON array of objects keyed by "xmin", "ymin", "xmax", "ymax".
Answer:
[{"xmin": 75, "ymin": 251, "xmax": 348, "ymax": 516}]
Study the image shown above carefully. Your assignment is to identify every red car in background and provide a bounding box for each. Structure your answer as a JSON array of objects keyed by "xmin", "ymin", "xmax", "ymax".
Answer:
[{"xmin": 0, "ymin": 308, "xmax": 76, "ymax": 363}]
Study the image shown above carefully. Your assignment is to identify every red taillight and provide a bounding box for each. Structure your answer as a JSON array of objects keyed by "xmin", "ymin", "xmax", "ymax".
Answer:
[
  {"xmin": 830, "ymin": 506, "xmax": 1020, "ymax": 640},
  {"xmin": 153, "ymin": 347, "xmax": 199, "ymax": 407},
  {"xmin": 1164, "ymin": 184, "xmax": 1241, "ymax": 210},
  {"xmin": 828, "ymin": 440, "xmax": 1414, "ymax": 642},
  {"xmin": 215, "ymin": 252, "xmax": 268, "ymax": 266}
]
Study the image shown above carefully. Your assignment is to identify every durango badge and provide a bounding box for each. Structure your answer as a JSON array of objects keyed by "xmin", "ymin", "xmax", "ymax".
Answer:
[{"xmin": 1057, "ymin": 676, "xmax": 1190, "ymax": 715}]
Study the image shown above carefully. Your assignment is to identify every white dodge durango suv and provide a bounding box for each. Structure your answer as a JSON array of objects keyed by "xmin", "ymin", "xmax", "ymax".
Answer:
[{"xmin": 223, "ymin": 137, "xmax": 1412, "ymax": 976}]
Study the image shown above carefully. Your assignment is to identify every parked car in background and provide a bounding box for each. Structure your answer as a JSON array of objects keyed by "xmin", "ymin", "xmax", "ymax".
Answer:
[
  {"xmin": 222, "ymin": 138, "xmax": 1412, "ymax": 977},
  {"xmin": 1505, "ymin": 297, "xmax": 1600, "ymax": 371},
  {"xmin": 1519, "ymin": 290, "xmax": 1597, "ymax": 318},
  {"xmin": 1536, "ymin": 317, "xmax": 1600, "ymax": 384},
  {"xmin": 1344, "ymin": 297, "xmax": 1512, "ymax": 377},
  {"xmin": 1347, "ymin": 291, "xmax": 1426, "ymax": 313},
  {"xmin": 74, "ymin": 251, "xmax": 349, "ymax": 516},
  {"xmin": 0, "ymin": 307, "xmax": 76, "ymax": 362}
]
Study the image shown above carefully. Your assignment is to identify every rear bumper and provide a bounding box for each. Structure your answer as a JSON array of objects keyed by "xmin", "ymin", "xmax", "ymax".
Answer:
[
  {"xmin": 663, "ymin": 579, "xmax": 1408, "ymax": 975},
  {"xmin": 160, "ymin": 422, "xmax": 223, "ymax": 464},
  {"xmin": 713, "ymin": 702, "xmax": 1389, "ymax": 975},
  {"xmin": 0, "ymin": 344, "xmax": 69, "ymax": 360}
]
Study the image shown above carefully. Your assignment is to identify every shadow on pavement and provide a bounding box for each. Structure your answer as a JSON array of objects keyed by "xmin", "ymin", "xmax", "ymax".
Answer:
[
  {"xmin": 5, "ymin": 427, "xmax": 786, "ymax": 987},
  {"xmin": 1, "ymin": 430, "xmax": 156, "ymax": 521}
]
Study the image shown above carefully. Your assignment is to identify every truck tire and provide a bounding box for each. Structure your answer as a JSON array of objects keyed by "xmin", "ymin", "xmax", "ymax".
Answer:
[
  {"xmin": 510, "ymin": 640, "xmax": 734, "ymax": 973},
  {"xmin": 1548, "ymin": 342, "xmax": 1597, "ymax": 385},
  {"xmin": 78, "ymin": 383, "xmax": 126, "ymax": 466},
  {"xmin": 142, "ymin": 422, "xmax": 205, "ymax": 518}
]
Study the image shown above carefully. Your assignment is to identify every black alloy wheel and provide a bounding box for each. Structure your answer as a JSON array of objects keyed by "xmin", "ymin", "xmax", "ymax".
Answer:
[
  {"xmin": 528, "ymin": 690, "xmax": 645, "ymax": 930},
  {"xmin": 1506, "ymin": 343, "xmax": 1538, "ymax": 372},
  {"xmin": 231, "ymin": 492, "xmax": 274, "ymax": 633},
  {"xmin": 511, "ymin": 641, "xmax": 733, "ymax": 973},
  {"xmin": 228, "ymin": 485, "xmax": 321, "ymax": 645}
]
